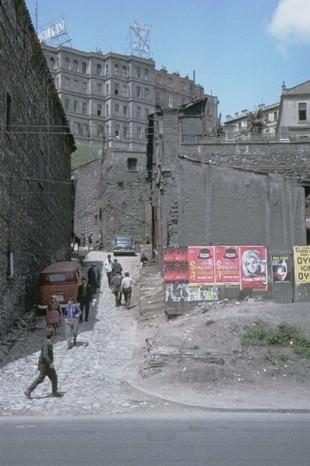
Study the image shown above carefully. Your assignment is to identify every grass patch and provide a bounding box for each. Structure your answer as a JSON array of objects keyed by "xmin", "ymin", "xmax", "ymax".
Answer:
[{"xmin": 241, "ymin": 320, "xmax": 310, "ymax": 359}]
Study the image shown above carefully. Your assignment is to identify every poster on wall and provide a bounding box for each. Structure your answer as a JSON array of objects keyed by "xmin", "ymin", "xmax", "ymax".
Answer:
[
  {"xmin": 188, "ymin": 285, "xmax": 219, "ymax": 301},
  {"xmin": 163, "ymin": 247, "xmax": 189, "ymax": 283},
  {"xmin": 272, "ymin": 255, "xmax": 292, "ymax": 283},
  {"xmin": 165, "ymin": 283, "xmax": 190, "ymax": 302},
  {"xmin": 215, "ymin": 246, "xmax": 240, "ymax": 284},
  {"xmin": 239, "ymin": 246, "xmax": 268, "ymax": 290},
  {"xmin": 294, "ymin": 246, "xmax": 310, "ymax": 284},
  {"xmin": 188, "ymin": 246, "xmax": 215, "ymax": 284}
]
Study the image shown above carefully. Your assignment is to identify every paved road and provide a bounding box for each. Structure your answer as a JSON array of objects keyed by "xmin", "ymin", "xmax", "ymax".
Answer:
[
  {"xmin": 1, "ymin": 413, "xmax": 310, "ymax": 465},
  {"xmin": 0, "ymin": 252, "xmax": 176, "ymax": 416}
]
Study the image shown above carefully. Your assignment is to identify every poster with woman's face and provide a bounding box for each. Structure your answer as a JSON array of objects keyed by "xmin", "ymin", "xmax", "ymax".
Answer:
[{"xmin": 240, "ymin": 246, "xmax": 267, "ymax": 290}]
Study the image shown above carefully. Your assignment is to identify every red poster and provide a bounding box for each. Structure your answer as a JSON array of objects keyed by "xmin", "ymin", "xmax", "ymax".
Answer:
[
  {"xmin": 188, "ymin": 246, "xmax": 215, "ymax": 284},
  {"xmin": 239, "ymin": 246, "xmax": 268, "ymax": 290},
  {"xmin": 215, "ymin": 246, "xmax": 240, "ymax": 284},
  {"xmin": 164, "ymin": 247, "xmax": 189, "ymax": 283}
]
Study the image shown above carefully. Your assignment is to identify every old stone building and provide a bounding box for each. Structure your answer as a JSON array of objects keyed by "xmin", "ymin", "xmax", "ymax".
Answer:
[
  {"xmin": 42, "ymin": 44, "xmax": 210, "ymax": 245},
  {"xmin": 148, "ymin": 99, "xmax": 310, "ymax": 302},
  {"xmin": 0, "ymin": 0, "xmax": 75, "ymax": 335}
]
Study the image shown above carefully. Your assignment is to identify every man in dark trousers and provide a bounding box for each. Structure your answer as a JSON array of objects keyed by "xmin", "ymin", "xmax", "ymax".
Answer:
[
  {"xmin": 24, "ymin": 329, "xmax": 62, "ymax": 398},
  {"xmin": 77, "ymin": 277, "xmax": 92, "ymax": 322},
  {"xmin": 110, "ymin": 271, "xmax": 123, "ymax": 306},
  {"xmin": 87, "ymin": 263, "xmax": 97, "ymax": 298}
]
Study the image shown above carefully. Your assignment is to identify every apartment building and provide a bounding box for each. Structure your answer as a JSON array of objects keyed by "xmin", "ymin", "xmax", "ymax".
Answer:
[{"xmin": 43, "ymin": 45, "xmax": 205, "ymax": 150}]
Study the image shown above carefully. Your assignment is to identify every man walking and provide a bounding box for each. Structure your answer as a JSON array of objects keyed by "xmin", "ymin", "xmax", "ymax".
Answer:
[
  {"xmin": 104, "ymin": 254, "xmax": 113, "ymax": 288},
  {"xmin": 78, "ymin": 277, "xmax": 92, "ymax": 322},
  {"xmin": 110, "ymin": 271, "xmax": 123, "ymax": 307},
  {"xmin": 121, "ymin": 272, "xmax": 134, "ymax": 309},
  {"xmin": 64, "ymin": 298, "xmax": 81, "ymax": 349},
  {"xmin": 24, "ymin": 329, "xmax": 62, "ymax": 398},
  {"xmin": 87, "ymin": 263, "xmax": 97, "ymax": 298},
  {"xmin": 111, "ymin": 258, "xmax": 122, "ymax": 276}
]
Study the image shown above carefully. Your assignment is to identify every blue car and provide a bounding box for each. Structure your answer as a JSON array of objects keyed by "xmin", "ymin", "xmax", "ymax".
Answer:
[{"xmin": 112, "ymin": 235, "xmax": 136, "ymax": 255}]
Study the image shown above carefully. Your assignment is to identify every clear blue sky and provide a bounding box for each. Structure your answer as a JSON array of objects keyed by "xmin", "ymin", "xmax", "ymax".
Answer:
[{"xmin": 26, "ymin": 0, "xmax": 310, "ymax": 118}]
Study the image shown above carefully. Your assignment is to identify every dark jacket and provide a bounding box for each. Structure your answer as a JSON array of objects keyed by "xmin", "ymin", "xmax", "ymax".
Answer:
[
  {"xmin": 111, "ymin": 261, "xmax": 122, "ymax": 275},
  {"xmin": 77, "ymin": 284, "xmax": 92, "ymax": 302},
  {"xmin": 87, "ymin": 267, "xmax": 97, "ymax": 286},
  {"xmin": 111, "ymin": 274, "xmax": 122, "ymax": 293},
  {"xmin": 38, "ymin": 339, "xmax": 53, "ymax": 369}
]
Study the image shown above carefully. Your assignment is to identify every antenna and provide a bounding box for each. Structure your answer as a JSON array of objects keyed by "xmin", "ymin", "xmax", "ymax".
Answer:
[
  {"xmin": 129, "ymin": 21, "xmax": 151, "ymax": 58},
  {"xmin": 37, "ymin": 17, "xmax": 72, "ymax": 47}
]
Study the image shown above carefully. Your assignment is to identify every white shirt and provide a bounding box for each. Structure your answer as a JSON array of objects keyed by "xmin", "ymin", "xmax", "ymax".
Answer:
[
  {"xmin": 122, "ymin": 277, "xmax": 132, "ymax": 289},
  {"xmin": 104, "ymin": 259, "xmax": 113, "ymax": 273}
]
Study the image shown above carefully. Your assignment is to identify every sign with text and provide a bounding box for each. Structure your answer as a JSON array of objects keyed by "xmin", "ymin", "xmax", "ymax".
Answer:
[
  {"xmin": 215, "ymin": 246, "xmax": 240, "ymax": 284},
  {"xmin": 294, "ymin": 246, "xmax": 310, "ymax": 284},
  {"xmin": 272, "ymin": 255, "xmax": 291, "ymax": 283},
  {"xmin": 163, "ymin": 248, "xmax": 189, "ymax": 283},
  {"xmin": 188, "ymin": 246, "xmax": 215, "ymax": 284}
]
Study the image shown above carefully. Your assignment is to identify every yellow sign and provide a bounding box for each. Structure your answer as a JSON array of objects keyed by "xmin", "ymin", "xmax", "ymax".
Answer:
[{"xmin": 294, "ymin": 246, "xmax": 310, "ymax": 284}]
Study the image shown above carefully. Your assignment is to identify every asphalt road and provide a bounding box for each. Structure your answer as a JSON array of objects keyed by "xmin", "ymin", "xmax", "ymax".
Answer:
[{"xmin": 1, "ymin": 413, "xmax": 310, "ymax": 465}]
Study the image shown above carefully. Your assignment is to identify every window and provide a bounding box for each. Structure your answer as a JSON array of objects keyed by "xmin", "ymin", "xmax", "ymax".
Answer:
[
  {"xmin": 73, "ymin": 122, "xmax": 80, "ymax": 134},
  {"xmin": 82, "ymin": 62, "xmax": 87, "ymax": 74},
  {"xmin": 299, "ymin": 103, "xmax": 307, "ymax": 121},
  {"xmin": 64, "ymin": 77, "xmax": 70, "ymax": 89},
  {"xmin": 105, "ymin": 63, "xmax": 109, "ymax": 76},
  {"xmin": 73, "ymin": 100, "xmax": 79, "ymax": 113},
  {"xmin": 274, "ymin": 111, "xmax": 278, "ymax": 120},
  {"xmin": 106, "ymin": 104, "xmax": 109, "ymax": 116},
  {"xmin": 145, "ymin": 107, "xmax": 150, "ymax": 119},
  {"xmin": 137, "ymin": 126, "xmax": 142, "ymax": 139},
  {"xmin": 105, "ymin": 83, "xmax": 109, "ymax": 95},
  {"xmin": 122, "ymin": 65, "xmax": 127, "ymax": 77},
  {"xmin": 121, "ymin": 84, "xmax": 127, "ymax": 96},
  {"xmin": 123, "ymin": 105, "xmax": 128, "ymax": 117},
  {"xmin": 136, "ymin": 67, "xmax": 141, "ymax": 78},
  {"xmin": 144, "ymin": 68, "xmax": 149, "ymax": 80},
  {"xmin": 136, "ymin": 86, "xmax": 141, "ymax": 98},
  {"xmin": 64, "ymin": 97, "xmax": 70, "ymax": 111},
  {"xmin": 127, "ymin": 157, "xmax": 137, "ymax": 171},
  {"xmin": 83, "ymin": 124, "xmax": 89, "ymax": 136},
  {"xmin": 97, "ymin": 104, "xmax": 102, "ymax": 116},
  {"xmin": 82, "ymin": 81, "xmax": 87, "ymax": 92},
  {"xmin": 115, "ymin": 124, "xmax": 120, "ymax": 139},
  {"xmin": 82, "ymin": 102, "xmax": 88, "ymax": 114},
  {"xmin": 114, "ymin": 103, "xmax": 119, "ymax": 115},
  {"xmin": 97, "ymin": 125, "xmax": 104, "ymax": 137},
  {"xmin": 96, "ymin": 64, "xmax": 102, "ymax": 76},
  {"xmin": 97, "ymin": 82, "xmax": 102, "ymax": 94},
  {"xmin": 72, "ymin": 60, "xmax": 78, "ymax": 72},
  {"xmin": 136, "ymin": 106, "xmax": 141, "ymax": 119},
  {"xmin": 114, "ymin": 63, "xmax": 119, "ymax": 75},
  {"xmin": 50, "ymin": 57, "xmax": 55, "ymax": 70},
  {"xmin": 144, "ymin": 88, "xmax": 149, "ymax": 100},
  {"xmin": 114, "ymin": 83, "xmax": 119, "ymax": 96},
  {"xmin": 64, "ymin": 57, "xmax": 70, "ymax": 69},
  {"xmin": 73, "ymin": 79, "xmax": 79, "ymax": 90},
  {"xmin": 6, "ymin": 93, "xmax": 11, "ymax": 131},
  {"xmin": 168, "ymin": 94, "xmax": 173, "ymax": 108},
  {"xmin": 123, "ymin": 126, "xmax": 128, "ymax": 139}
]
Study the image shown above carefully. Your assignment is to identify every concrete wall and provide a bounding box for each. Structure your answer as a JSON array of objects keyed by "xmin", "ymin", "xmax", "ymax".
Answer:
[{"xmin": 0, "ymin": 0, "xmax": 74, "ymax": 335}]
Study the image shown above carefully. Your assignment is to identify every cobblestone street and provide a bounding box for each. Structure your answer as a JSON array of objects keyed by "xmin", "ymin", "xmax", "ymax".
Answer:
[{"xmin": 0, "ymin": 252, "xmax": 176, "ymax": 416}]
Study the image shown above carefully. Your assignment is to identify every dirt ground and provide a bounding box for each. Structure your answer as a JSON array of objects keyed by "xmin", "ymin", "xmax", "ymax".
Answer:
[{"xmin": 130, "ymin": 298, "xmax": 310, "ymax": 409}]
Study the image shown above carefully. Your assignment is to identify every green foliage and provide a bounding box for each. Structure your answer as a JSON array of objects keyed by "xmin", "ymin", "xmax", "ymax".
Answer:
[
  {"xmin": 241, "ymin": 320, "xmax": 310, "ymax": 359},
  {"xmin": 71, "ymin": 145, "xmax": 101, "ymax": 169}
]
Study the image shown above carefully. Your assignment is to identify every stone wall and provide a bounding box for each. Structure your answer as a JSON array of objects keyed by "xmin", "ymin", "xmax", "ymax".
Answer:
[{"xmin": 0, "ymin": 0, "xmax": 74, "ymax": 335}]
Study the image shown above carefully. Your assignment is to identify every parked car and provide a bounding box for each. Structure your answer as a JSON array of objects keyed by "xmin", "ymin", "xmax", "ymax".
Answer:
[
  {"xmin": 38, "ymin": 261, "xmax": 82, "ymax": 310},
  {"xmin": 112, "ymin": 235, "xmax": 136, "ymax": 255}
]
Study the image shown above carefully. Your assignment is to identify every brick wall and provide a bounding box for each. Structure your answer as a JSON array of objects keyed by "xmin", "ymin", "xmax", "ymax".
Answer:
[{"xmin": 0, "ymin": 1, "xmax": 74, "ymax": 335}]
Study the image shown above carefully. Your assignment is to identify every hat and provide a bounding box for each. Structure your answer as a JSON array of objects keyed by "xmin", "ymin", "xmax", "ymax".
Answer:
[{"xmin": 198, "ymin": 248, "xmax": 212, "ymax": 259}]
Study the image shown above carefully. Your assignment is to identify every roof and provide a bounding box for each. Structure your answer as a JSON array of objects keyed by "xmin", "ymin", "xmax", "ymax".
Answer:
[
  {"xmin": 41, "ymin": 261, "xmax": 80, "ymax": 274},
  {"xmin": 283, "ymin": 80, "xmax": 310, "ymax": 95}
]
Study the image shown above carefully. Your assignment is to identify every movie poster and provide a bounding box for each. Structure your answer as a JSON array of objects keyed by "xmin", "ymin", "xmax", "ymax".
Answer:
[
  {"xmin": 272, "ymin": 255, "xmax": 291, "ymax": 283},
  {"xmin": 215, "ymin": 246, "xmax": 240, "ymax": 284},
  {"xmin": 294, "ymin": 246, "xmax": 310, "ymax": 284},
  {"xmin": 188, "ymin": 246, "xmax": 215, "ymax": 284},
  {"xmin": 239, "ymin": 246, "xmax": 268, "ymax": 290},
  {"xmin": 163, "ymin": 247, "xmax": 189, "ymax": 283}
]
